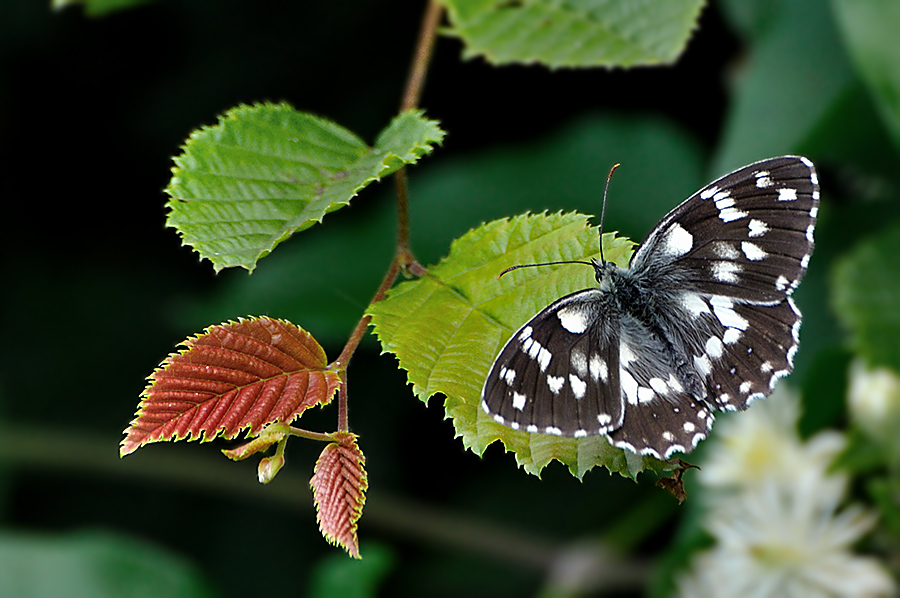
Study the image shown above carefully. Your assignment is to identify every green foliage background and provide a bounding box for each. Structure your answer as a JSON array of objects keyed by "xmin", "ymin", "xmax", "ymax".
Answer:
[{"xmin": 1, "ymin": 0, "xmax": 899, "ymax": 596}]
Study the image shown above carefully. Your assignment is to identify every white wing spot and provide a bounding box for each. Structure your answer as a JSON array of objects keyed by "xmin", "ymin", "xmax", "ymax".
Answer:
[
  {"xmin": 775, "ymin": 275, "xmax": 789, "ymax": 291},
  {"xmin": 719, "ymin": 207, "xmax": 749, "ymax": 222},
  {"xmin": 557, "ymin": 307, "xmax": 590, "ymax": 334},
  {"xmin": 649, "ymin": 377, "xmax": 670, "ymax": 395},
  {"xmin": 667, "ymin": 374, "xmax": 684, "ymax": 393},
  {"xmin": 526, "ymin": 424, "xmax": 538, "ymax": 433},
  {"xmin": 741, "ymin": 241, "xmax": 767, "ymax": 261},
  {"xmin": 722, "ymin": 328, "xmax": 742, "ymax": 345},
  {"xmin": 510, "ymin": 421, "xmax": 520, "ymax": 430},
  {"xmin": 810, "ymin": 206, "xmax": 818, "ymax": 218},
  {"xmin": 806, "ymin": 224, "xmax": 815, "ymax": 243},
  {"xmin": 683, "ymin": 421, "xmax": 696, "ymax": 433},
  {"xmin": 620, "ymin": 343, "xmax": 636, "ymax": 366},
  {"xmin": 589, "ymin": 354, "xmax": 607, "ymax": 382},
  {"xmin": 788, "ymin": 344, "xmax": 799, "ymax": 367},
  {"xmin": 493, "ymin": 414, "xmax": 505, "ymax": 424},
  {"xmin": 710, "ymin": 295, "xmax": 749, "ymax": 330},
  {"xmin": 800, "ymin": 254, "xmax": 810, "ymax": 269},
  {"xmin": 711, "ymin": 261, "xmax": 741, "ymax": 283},
  {"xmin": 662, "ymin": 431, "xmax": 675, "ymax": 442},
  {"xmin": 680, "ymin": 292, "xmax": 710, "ymax": 317},
  {"xmin": 571, "ymin": 350, "xmax": 588, "ymax": 377},
  {"xmin": 792, "ymin": 319, "xmax": 801, "ymax": 342},
  {"xmin": 713, "ymin": 241, "xmax": 740, "ymax": 260},
  {"xmin": 597, "ymin": 413, "xmax": 612, "ymax": 426},
  {"xmin": 518, "ymin": 326, "xmax": 533, "ymax": 341},
  {"xmin": 705, "ymin": 336, "xmax": 724, "ymax": 359},
  {"xmin": 620, "ymin": 369, "xmax": 639, "ymax": 405},
  {"xmin": 756, "ymin": 175, "xmax": 773, "ymax": 188},
  {"xmin": 637, "ymin": 386, "xmax": 655, "ymax": 403},
  {"xmin": 748, "ymin": 218, "xmax": 769, "ymax": 238},
  {"xmin": 700, "ymin": 185, "xmax": 719, "ymax": 200},
  {"xmin": 547, "ymin": 375, "xmax": 565, "ymax": 395},
  {"xmin": 574, "ymin": 429, "xmax": 588, "ymax": 438},
  {"xmin": 761, "ymin": 361, "xmax": 773, "ymax": 373},
  {"xmin": 569, "ymin": 375, "xmax": 587, "ymax": 400},
  {"xmin": 778, "ymin": 188, "xmax": 798, "ymax": 201},
  {"xmin": 512, "ymin": 392, "xmax": 526, "ymax": 411},
  {"xmin": 538, "ymin": 348, "xmax": 552, "ymax": 372},
  {"xmin": 661, "ymin": 222, "xmax": 694, "ymax": 257},
  {"xmin": 545, "ymin": 426, "xmax": 563, "ymax": 436},
  {"xmin": 694, "ymin": 354, "xmax": 712, "ymax": 378},
  {"xmin": 502, "ymin": 368, "xmax": 516, "ymax": 385},
  {"xmin": 739, "ymin": 381, "xmax": 752, "ymax": 394},
  {"xmin": 718, "ymin": 393, "xmax": 730, "ymax": 404}
]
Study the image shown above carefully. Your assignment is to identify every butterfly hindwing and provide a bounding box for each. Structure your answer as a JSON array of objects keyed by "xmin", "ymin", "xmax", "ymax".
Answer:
[{"xmin": 482, "ymin": 290, "xmax": 624, "ymax": 437}]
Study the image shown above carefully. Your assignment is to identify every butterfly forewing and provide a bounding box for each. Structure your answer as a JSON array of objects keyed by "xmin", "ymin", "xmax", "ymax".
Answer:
[
  {"xmin": 481, "ymin": 156, "xmax": 819, "ymax": 459},
  {"xmin": 633, "ymin": 156, "xmax": 817, "ymax": 304}
]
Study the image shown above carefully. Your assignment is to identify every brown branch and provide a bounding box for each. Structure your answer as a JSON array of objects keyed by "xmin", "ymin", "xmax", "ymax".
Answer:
[
  {"xmin": 400, "ymin": 0, "xmax": 443, "ymax": 112},
  {"xmin": 330, "ymin": 0, "xmax": 443, "ymax": 430}
]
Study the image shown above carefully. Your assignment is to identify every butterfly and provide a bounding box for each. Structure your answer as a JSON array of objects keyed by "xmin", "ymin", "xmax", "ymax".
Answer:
[{"xmin": 481, "ymin": 156, "xmax": 819, "ymax": 460}]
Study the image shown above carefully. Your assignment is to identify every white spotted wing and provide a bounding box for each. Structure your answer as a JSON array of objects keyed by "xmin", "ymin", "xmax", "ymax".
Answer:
[{"xmin": 481, "ymin": 156, "xmax": 819, "ymax": 460}]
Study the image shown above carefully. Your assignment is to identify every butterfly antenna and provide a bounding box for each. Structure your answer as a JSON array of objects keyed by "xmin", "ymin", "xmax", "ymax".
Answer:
[
  {"xmin": 498, "ymin": 260, "xmax": 595, "ymax": 279},
  {"xmin": 598, "ymin": 163, "xmax": 620, "ymax": 265}
]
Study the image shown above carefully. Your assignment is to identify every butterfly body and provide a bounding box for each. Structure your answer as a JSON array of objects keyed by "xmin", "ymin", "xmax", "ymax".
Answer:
[{"xmin": 481, "ymin": 156, "xmax": 819, "ymax": 460}]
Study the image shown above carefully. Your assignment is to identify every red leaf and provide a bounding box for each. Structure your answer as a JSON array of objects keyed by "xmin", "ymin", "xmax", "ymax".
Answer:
[
  {"xmin": 120, "ymin": 317, "xmax": 341, "ymax": 456},
  {"xmin": 310, "ymin": 432, "xmax": 367, "ymax": 558}
]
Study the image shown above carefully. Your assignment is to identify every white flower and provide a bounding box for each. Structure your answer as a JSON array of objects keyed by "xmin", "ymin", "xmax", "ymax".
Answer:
[
  {"xmin": 677, "ymin": 480, "xmax": 893, "ymax": 598},
  {"xmin": 677, "ymin": 383, "xmax": 896, "ymax": 597},
  {"xmin": 698, "ymin": 384, "xmax": 844, "ymax": 494},
  {"xmin": 848, "ymin": 358, "xmax": 900, "ymax": 447}
]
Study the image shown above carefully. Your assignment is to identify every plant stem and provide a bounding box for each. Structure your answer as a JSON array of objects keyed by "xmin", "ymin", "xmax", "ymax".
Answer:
[
  {"xmin": 395, "ymin": 0, "xmax": 442, "ymax": 274},
  {"xmin": 287, "ymin": 426, "xmax": 334, "ymax": 443},
  {"xmin": 333, "ymin": 256, "xmax": 401, "ymax": 371},
  {"xmin": 330, "ymin": 2, "xmax": 443, "ymax": 428},
  {"xmin": 400, "ymin": 0, "xmax": 443, "ymax": 112}
]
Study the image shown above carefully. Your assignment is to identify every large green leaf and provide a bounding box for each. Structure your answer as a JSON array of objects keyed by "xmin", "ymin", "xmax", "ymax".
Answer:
[
  {"xmin": 369, "ymin": 212, "xmax": 671, "ymax": 479},
  {"xmin": 174, "ymin": 113, "xmax": 703, "ymax": 347},
  {"xmin": 831, "ymin": 0, "xmax": 900, "ymax": 152},
  {"xmin": 165, "ymin": 104, "xmax": 444, "ymax": 272},
  {"xmin": 713, "ymin": 0, "xmax": 855, "ymax": 173},
  {"xmin": 832, "ymin": 224, "xmax": 900, "ymax": 372},
  {"xmin": 443, "ymin": 0, "xmax": 706, "ymax": 68}
]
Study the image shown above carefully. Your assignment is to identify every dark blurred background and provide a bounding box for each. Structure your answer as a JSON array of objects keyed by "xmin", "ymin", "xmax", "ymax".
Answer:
[{"xmin": 2, "ymin": 0, "xmax": 892, "ymax": 596}]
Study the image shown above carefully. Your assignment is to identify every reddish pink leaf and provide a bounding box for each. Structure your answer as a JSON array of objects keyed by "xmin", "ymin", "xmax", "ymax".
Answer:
[
  {"xmin": 120, "ymin": 317, "xmax": 341, "ymax": 456},
  {"xmin": 311, "ymin": 432, "xmax": 367, "ymax": 558}
]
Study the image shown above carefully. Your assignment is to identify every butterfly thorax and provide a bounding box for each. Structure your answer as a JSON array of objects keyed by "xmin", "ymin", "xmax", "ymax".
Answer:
[{"xmin": 593, "ymin": 259, "xmax": 708, "ymax": 400}]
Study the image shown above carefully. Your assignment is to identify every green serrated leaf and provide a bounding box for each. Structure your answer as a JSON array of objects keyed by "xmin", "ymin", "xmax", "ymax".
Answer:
[
  {"xmin": 443, "ymin": 0, "xmax": 705, "ymax": 68},
  {"xmin": 165, "ymin": 104, "xmax": 444, "ymax": 272},
  {"xmin": 369, "ymin": 212, "xmax": 672, "ymax": 479},
  {"xmin": 832, "ymin": 224, "xmax": 900, "ymax": 372},
  {"xmin": 172, "ymin": 113, "xmax": 703, "ymax": 348},
  {"xmin": 832, "ymin": 0, "xmax": 900, "ymax": 153}
]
